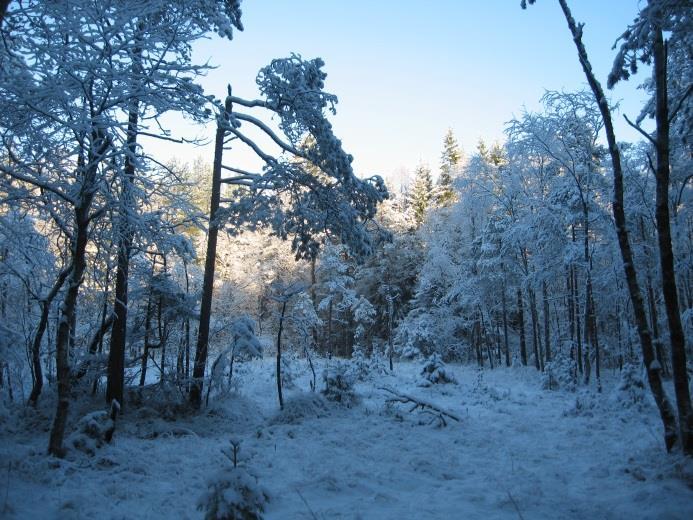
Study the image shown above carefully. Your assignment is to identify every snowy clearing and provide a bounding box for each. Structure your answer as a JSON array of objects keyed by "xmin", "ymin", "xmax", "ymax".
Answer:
[{"xmin": 1, "ymin": 360, "xmax": 691, "ymax": 519}]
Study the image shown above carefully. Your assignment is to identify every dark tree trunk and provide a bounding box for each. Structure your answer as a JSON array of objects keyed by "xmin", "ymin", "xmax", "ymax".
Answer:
[
  {"xmin": 48, "ymin": 204, "xmax": 91, "ymax": 456},
  {"xmin": 48, "ymin": 129, "xmax": 107, "ymax": 457},
  {"xmin": 276, "ymin": 301, "xmax": 287, "ymax": 410},
  {"xmin": 502, "ymin": 268, "xmax": 511, "ymax": 367},
  {"xmin": 184, "ymin": 260, "xmax": 191, "ymax": 384},
  {"xmin": 190, "ymin": 96, "xmax": 232, "ymax": 408},
  {"xmin": 590, "ymin": 293, "xmax": 602, "ymax": 392},
  {"xmin": 556, "ymin": 0, "xmax": 678, "ymax": 450},
  {"xmin": 574, "ymin": 266, "xmax": 583, "ymax": 374},
  {"xmin": 0, "ymin": 0, "xmax": 9, "ymax": 27},
  {"xmin": 543, "ymin": 281, "xmax": 551, "ymax": 364},
  {"xmin": 28, "ymin": 266, "xmax": 71, "ymax": 406},
  {"xmin": 517, "ymin": 288, "xmax": 527, "ymax": 366},
  {"xmin": 529, "ymin": 288, "xmax": 541, "ymax": 371},
  {"xmin": 583, "ymin": 279, "xmax": 592, "ymax": 384},
  {"xmin": 106, "ymin": 54, "xmax": 141, "ymax": 408},
  {"xmin": 567, "ymin": 266, "xmax": 575, "ymax": 348},
  {"xmin": 652, "ymin": 25, "xmax": 692, "ymax": 454},
  {"xmin": 139, "ymin": 289, "xmax": 154, "ymax": 387}
]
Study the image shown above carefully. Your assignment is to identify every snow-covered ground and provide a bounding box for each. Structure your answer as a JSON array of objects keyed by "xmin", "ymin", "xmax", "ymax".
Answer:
[{"xmin": 1, "ymin": 359, "xmax": 692, "ymax": 519}]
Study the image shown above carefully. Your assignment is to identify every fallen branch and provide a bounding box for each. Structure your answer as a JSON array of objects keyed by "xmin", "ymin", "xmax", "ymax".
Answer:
[{"xmin": 379, "ymin": 386, "xmax": 461, "ymax": 427}]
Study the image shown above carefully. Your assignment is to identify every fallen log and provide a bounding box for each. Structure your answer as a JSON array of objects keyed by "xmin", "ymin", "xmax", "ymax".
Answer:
[{"xmin": 379, "ymin": 386, "xmax": 461, "ymax": 427}]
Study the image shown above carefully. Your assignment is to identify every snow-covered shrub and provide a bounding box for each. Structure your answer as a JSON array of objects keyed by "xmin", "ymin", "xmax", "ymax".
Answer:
[
  {"xmin": 472, "ymin": 365, "xmax": 485, "ymax": 393},
  {"xmin": 563, "ymin": 391, "xmax": 599, "ymax": 417},
  {"xmin": 348, "ymin": 344, "xmax": 388, "ymax": 381},
  {"xmin": 270, "ymin": 392, "xmax": 328, "ymax": 425},
  {"xmin": 67, "ymin": 400, "xmax": 119, "ymax": 456},
  {"xmin": 395, "ymin": 309, "xmax": 434, "ymax": 359},
  {"xmin": 418, "ymin": 354, "xmax": 457, "ymax": 387},
  {"xmin": 322, "ymin": 363, "xmax": 358, "ymax": 407},
  {"xmin": 541, "ymin": 355, "xmax": 577, "ymax": 391},
  {"xmin": 198, "ymin": 468, "xmax": 270, "ymax": 520},
  {"xmin": 611, "ymin": 363, "xmax": 646, "ymax": 408},
  {"xmin": 348, "ymin": 346, "xmax": 371, "ymax": 381},
  {"xmin": 280, "ymin": 355, "xmax": 296, "ymax": 390}
]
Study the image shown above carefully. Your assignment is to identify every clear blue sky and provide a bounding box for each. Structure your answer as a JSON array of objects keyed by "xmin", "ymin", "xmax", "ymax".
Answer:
[{"xmin": 150, "ymin": 1, "xmax": 649, "ymax": 187}]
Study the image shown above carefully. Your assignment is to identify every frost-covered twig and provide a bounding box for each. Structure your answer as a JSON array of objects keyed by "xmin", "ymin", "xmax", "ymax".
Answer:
[{"xmin": 379, "ymin": 387, "xmax": 461, "ymax": 426}]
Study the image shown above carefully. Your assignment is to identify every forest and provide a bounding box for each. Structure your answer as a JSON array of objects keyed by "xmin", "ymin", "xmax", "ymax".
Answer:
[{"xmin": 0, "ymin": 1, "xmax": 691, "ymax": 518}]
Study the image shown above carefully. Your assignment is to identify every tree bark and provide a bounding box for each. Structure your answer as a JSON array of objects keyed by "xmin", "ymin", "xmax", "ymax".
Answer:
[
  {"xmin": 190, "ymin": 95, "xmax": 232, "ymax": 408},
  {"xmin": 502, "ymin": 280, "xmax": 511, "ymax": 367},
  {"xmin": 652, "ymin": 24, "xmax": 692, "ymax": 454},
  {"xmin": 543, "ymin": 280, "xmax": 551, "ymax": 363},
  {"xmin": 529, "ymin": 288, "xmax": 541, "ymax": 371},
  {"xmin": 106, "ymin": 39, "xmax": 142, "ymax": 408},
  {"xmin": 276, "ymin": 300, "xmax": 287, "ymax": 410},
  {"xmin": 48, "ymin": 196, "xmax": 92, "ymax": 455},
  {"xmin": 28, "ymin": 265, "xmax": 71, "ymax": 406},
  {"xmin": 517, "ymin": 288, "xmax": 527, "ymax": 366},
  {"xmin": 556, "ymin": 0, "xmax": 678, "ymax": 451}
]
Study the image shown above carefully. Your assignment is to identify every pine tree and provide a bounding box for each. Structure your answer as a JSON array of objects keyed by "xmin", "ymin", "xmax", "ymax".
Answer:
[
  {"xmin": 409, "ymin": 164, "xmax": 434, "ymax": 227},
  {"xmin": 438, "ymin": 129, "xmax": 461, "ymax": 205}
]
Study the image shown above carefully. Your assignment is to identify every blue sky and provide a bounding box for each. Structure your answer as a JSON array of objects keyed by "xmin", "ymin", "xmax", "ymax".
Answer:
[{"xmin": 150, "ymin": 1, "xmax": 649, "ymax": 186}]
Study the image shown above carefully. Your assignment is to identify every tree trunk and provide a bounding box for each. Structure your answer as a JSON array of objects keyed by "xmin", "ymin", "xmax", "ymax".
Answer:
[
  {"xmin": 190, "ymin": 95, "xmax": 232, "ymax": 408},
  {"xmin": 276, "ymin": 301, "xmax": 287, "ymax": 410},
  {"xmin": 502, "ymin": 270, "xmax": 511, "ymax": 367},
  {"xmin": 106, "ymin": 54, "xmax": 141, "ymax": 408},
  {"xmin": 529, "ymin": 288, "xmax": 541, "ymax": 371},
  {"xmin": 517, "ymin": 287, "xmax": 527, "ymax": 366},
  {"xmin": 28, "ymin": 266, "xmax": 71, "ymax": 406},
  {"xmin": 574, "ymin": 266, "xmax": 583, "ymax": 374},
  {"xmin": 583, "ymin": 277, "xmax": 592, "ymax": 384},
  {"xmin": 48, "ymin": 205, "xmax": 91, "ymax": 456},
  {"xmin": 0, "ymin": 0, "xmax": 9, "ymax": 27},
  {"xmin": 591, "ymin": 292, "xmax": 602, "ymax": 392},
  {"xmin": 652, "ymin": 24, "xmax": 692, "ymax": 454},
  {"xmin": 543, "ymin": 280, "xmax": 551, "ymax": 364},
  {"xmin": 556, "ymin": 0, "xmax": 678, "ymax": 450},
  {"xmin": 139, "ymin": 288, "xmax": 154, "ymax": 387}
]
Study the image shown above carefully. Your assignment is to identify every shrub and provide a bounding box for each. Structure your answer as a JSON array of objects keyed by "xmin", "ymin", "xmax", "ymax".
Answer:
[
  {"xmin": 198, "ymin": 469, "xmax": 270, "ymax": 520},
  {"xmin": 419, "ymin": 354, "xmax": 456, "ymax": 386},
  {"xmin": 322, "ymin": 363, "xmax": 358, "ymax": 407}
]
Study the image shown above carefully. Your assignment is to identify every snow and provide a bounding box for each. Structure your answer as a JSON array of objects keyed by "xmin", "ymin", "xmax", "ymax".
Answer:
[{"xmin": 1, "ymin": 360, "xmax": 691, "ymax": 519}]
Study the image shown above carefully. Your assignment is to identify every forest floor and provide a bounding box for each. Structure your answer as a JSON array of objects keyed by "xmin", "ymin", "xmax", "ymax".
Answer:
[{"xmin": 1, "ymin": 359, "xmax": 692, "ymax": 519}]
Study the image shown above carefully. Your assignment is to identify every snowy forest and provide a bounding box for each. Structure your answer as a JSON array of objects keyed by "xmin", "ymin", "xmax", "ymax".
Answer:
[{"xmin": 0, "ymin": 1, "xmax": 691, "ymax": 518}]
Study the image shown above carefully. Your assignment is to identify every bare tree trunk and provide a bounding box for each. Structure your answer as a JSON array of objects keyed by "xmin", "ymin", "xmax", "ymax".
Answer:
[
  {"xmin": 327, "ymin": 299, "xmax": 333, "ymax": 358},
  {"xmin": 106, "ymin": 40, "xmax": 142, "ymax": 409},
  {"xmin": 48, "ymin": 203, "xmax": 91, "ymax": 456},
  {"xmin": 139, "ymin": 289, "xmax": 154, "ymax": 387},
  {"xmin": 276, "ymin": 301, "xmax": 287, "ymax": 410},
  {"xmin": 502, "ymin": 289, "xmax": 511, "ymax": 367},
  {"xmin": 555, "ymin": 0, "xmax": 678, "ymax": 450},
  {"xmin": 529, "ymin": 288, "xmax": 541, "ymax": 371},
  {"xmin": 583, "ymin": 278, "xmax": 592, "ymax": 384},
  {"xmin": 190, "ymin": 95, "xmax": 232, "ymax": 408},
  {"xmin": 183, "ymin": 260, "xmax": 191, "ymax": 385},
  {"xmin": 591, "ymin": 292, "xmax": 602, "ymax": 392},
  {"xmin": 543, "ymin": 280, "xmax": 551, "ymax": 364},
  {"xmin": 567, "ymin": 266, "xmax": 575, "ymax": 349},
  {"xmin": 574, "ymin": 266, "xmax": 583, "ymax": 374},
  {"xmin": 652, "ymin": 24, "xmax": 692, "ymax": 454},
  {"xmin": 517, "ymin": 288, "xmax": 527, "ymax": 366},
  {"xmin": 0, "ymin": 0, "xmax": 9, "ymax": 27},
  {"xmin": 28, "ymin": 266, "xmax": 71, "ymax": 406}
]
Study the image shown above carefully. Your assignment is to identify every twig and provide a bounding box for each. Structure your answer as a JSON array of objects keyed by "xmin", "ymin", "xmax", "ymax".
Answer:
[
  {"xmin": 506, "ymin": 490, "xmax": 525, "ymax": 520},
  {"xmin": 294, "ymin": 487, "xmax": 319, "ymax": 520},
  {"xmin": 3, "ymin": 462, "xmax": 11, "ymax": 514},
  {"xmin": 379, "ymin": 387, "xmax": 461, "ymax": 426}
]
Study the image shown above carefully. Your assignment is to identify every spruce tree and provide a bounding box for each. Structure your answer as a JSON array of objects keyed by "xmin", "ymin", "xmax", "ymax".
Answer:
[
  {"xmin": 409, "ymin": 164, "xmax": 434, "ymax": 227},
  {"xmin": 437, "ymin": 129, "xmax": 462, "ymax": 205}
]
